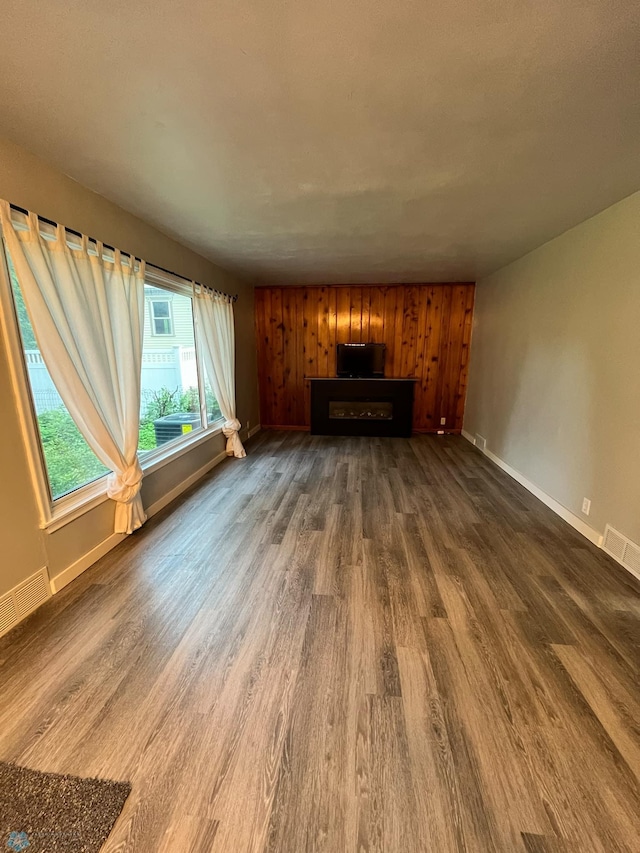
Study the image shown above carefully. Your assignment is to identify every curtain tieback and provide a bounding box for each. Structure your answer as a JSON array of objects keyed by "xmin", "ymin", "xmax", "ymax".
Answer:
[
  {"xmin": 222, "ymin": 419, "xmax": 246, "ymax": 458},
  {"xmin": 222, "ymin": 418, "xmax": 241, "ymax": 437},
  {"xmin": 107, "ymin": 459, "xmax": 144, "ymax": 505}
]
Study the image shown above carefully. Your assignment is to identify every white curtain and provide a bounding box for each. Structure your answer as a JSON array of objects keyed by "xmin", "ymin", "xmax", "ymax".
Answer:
[
  {"xmin": 195, "ymin": 287, "xmax": 246, "ymax": 458},
  {"xmin": 0, "ymin": 201, "xmax": 147, "ymax": 534}
]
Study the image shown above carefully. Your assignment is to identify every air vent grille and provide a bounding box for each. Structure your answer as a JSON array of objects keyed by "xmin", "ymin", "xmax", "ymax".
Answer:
[
  {"xmin": 15, "ymin": 571, "xmax": 50, "ymax": 617},
  {"xmin": 603, "ymin": 526, "xmax": 626, "ymax": 561},
  {"xmin": 0, "ymin": 568, "xmax": 51, "ymax": 638},
  {"xmin": 0, "ymin": 595, "xmax": 18, "ymax": 636},
  {"xmin": 624, "ymin": 542, "xmax": 640, "ymax": 575},
  {"xmin": 602, "ymin": 525, "xmax": 640, "ymax": 581},
  {"xmin": 475, "ymin": 434, "xmax": 487, "ymax": 451}
]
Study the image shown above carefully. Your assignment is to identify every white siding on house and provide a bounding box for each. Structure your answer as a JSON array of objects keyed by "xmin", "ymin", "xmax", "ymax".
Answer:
[{"xmin": 143, "ymin": 286, "xmax": 195, "ymax": 350}]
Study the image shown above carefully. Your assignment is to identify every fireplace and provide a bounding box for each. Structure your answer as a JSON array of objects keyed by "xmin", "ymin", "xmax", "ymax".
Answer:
[
  {"xmin": 328, "ymin": 400, "xmax": 393, "ymax": 421},
  {"xmin": 310, "ymin": 378, "xmax": 415, "ymax": 437}
]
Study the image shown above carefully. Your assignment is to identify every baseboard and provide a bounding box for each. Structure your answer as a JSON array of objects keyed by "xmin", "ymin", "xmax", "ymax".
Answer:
[
  {"xmin": 261, "ymin": 425, "xmax": 310, "ymax": 431},
  {"xmin": 50, "ymin": 532, "xmax": 126, "ymax": 593},
  {"xmin": 461, "ymin": 431, "xmax": 603, "ymax": 548},
  {"xmin": 413, "ymin": 428, "xmax": 462, "ymax": 435},
  {"xmin": 247, "ymin": 423, "xmax": 261, "ymax": 438}
]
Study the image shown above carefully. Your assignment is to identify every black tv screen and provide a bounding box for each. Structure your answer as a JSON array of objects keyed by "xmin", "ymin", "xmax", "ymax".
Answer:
[{"xmin": 336, "ymin": 343, "xmax": 386, "ymax": 377}]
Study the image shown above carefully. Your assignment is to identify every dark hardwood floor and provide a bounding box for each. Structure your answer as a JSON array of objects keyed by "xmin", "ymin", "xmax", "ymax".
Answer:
[{"xmin": 1, "ymin": 432, "xmax": 639, "ymax": 852}]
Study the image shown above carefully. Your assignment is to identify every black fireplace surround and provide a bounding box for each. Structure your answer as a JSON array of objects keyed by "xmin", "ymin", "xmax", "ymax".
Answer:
[{"xmin": 309, "ymin": 378, "xmax": 416, "ymax": 437}]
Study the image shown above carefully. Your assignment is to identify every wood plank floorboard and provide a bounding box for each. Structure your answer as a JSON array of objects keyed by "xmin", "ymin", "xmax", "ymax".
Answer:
[{"xmin": 1, "ymin": 432, "xmax": 638, "ymax": 852}]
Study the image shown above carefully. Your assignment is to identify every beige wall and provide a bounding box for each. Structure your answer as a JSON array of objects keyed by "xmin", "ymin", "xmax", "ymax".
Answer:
[
  {"xmin": 465, "ymin": 190, "xmax": 640, "ymax": 545},
  {"xmin": 0, "ymin": 136, "xmax": 259, "ymax": 596}
]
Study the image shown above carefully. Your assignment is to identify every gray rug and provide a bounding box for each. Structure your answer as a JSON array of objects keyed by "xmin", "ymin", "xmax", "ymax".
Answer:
[{"xmin": 0, "ymin": 762, "xmax": 131, "ymax": 852}]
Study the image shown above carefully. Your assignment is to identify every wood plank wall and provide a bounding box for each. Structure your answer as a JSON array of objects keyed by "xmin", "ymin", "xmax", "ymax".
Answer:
[{"xmin": 254, "ymin": 284, "xmax": 475, "ymax": 432}]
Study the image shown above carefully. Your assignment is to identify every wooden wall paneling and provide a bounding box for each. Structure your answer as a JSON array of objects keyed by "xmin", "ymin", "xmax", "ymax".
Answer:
[
  {"xmin": 255, "ymin": 283, "xmax": 475, "ymax": 432},
  {"xmin": 326, "ymin": 287, "xmax": 338, "ymax": 380},
  {"xmin": 420, "ymin": 286, "xmax": 443, "ymax": 431},
  {"xmin": 445, "ymin": 286, "xmax": 470, "ymax": 429},
  {"xmin": 454, "ymin": 286, "xmax": 475, "ymax": 430},
  {"xmin": 303, "ymin": 288, "xmax": 317, "ymax": 424},
  {"xmin": 294, "ymin": 288, "xmax": 306, "ymax": 426},
  {"xmin": 382, "ymin": 286, "xmax": 399, "ymax": 376},
  {"xmin": 254, "ymin": 287, "xmax": 267, "ymax": 426},
  {"xmin": 270, "ymin": 288, "xmax": 285, "ymax": 425},
  {"xmin": 337, "ymin": 288, "xmax": 351, "ymax": 346},
  {"xmin": 413, "ymin": 287, "xmax": 429, "ymax": 381},
  {"xmin": 411, "ymin": 288, "xmax": 430, "ymax": 429},
  {"xmin": 400, "ymin": 286, "xmax": 417, "ymax": 379},
  {"xmin": 281, "ymin": 287, "xmax": 296, "ymax": 426},
  {"xmin": 360, "ymin": 287, "xmax": 371, "ymax": 343},
  {"xmin": 350, "ymin": 287, "xmax": 362, "ymax": 342},
  {"xmin": 317, "ymin": 287, "xmax": 330, "ymax": 379},
  {"xmin": 369, "ymin": 287, "xmax": 385, "ymax": 343},
  {"xmin": 433, "ymin": 286, "xmax": 453, "ymax": 428},
  {"xmin": 392, "ymin": 287, "xmax": 405, "ymax": 377},
  {"xmin": 257, "ymin": 288, "xmax": 274, "ymax": 427}
]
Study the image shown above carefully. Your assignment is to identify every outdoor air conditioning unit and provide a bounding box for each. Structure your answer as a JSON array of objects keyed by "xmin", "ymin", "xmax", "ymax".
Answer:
[{"xmin": 153, "ymin": 412, "xmax": 201, "ymax": 445}]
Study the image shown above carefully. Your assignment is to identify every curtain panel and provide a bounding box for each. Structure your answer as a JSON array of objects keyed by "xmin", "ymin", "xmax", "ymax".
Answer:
[
  {"xmin": 0, "ymin": 200, "xmax": 147, "ymax": 534},
  {"xmin": 194, "ymin": 287, "xmax": 246, "ymax": 458}
]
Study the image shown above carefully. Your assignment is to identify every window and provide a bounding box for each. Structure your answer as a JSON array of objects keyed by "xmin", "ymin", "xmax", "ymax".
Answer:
[
  {"xmin": 139, "ymin": 282, "xmax": 222, "ymax": 454},
  {"xmin": 7, "ymin": 257, "xmax": 110, "ymax": 500},
  {"xmin": 150, "ymin": 298, "xmax": 173, "ymax": 335},
  {"xmin": 1, "ymin": 210, "xmax": 224, "ymax": 524}
]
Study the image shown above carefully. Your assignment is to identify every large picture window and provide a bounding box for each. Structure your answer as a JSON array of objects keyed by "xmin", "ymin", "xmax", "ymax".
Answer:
[{"xmin": 1, "ymin": 210, "xmax": 224, "ymax": 524}]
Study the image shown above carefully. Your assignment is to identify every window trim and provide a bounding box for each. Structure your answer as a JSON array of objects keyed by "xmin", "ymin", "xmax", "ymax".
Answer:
[
  {"xmin": 0, "ymin": 224, "xmax": 225, "ymax": 534},
  {"xmin": 0, "ymin": 243, "xmax": 53, "ymax": 526}
]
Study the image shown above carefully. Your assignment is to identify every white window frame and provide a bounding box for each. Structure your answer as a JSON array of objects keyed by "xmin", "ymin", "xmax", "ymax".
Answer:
[
  {"xmin": 0, "ymin": 211, "xmax": 225, "ymax": 533},
  {"xmin": 149, "ymin": 296, "xmax": 174, "ymax": 336}
]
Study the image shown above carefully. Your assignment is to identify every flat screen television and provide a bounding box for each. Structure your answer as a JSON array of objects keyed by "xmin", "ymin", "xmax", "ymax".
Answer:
[{"xmin": 336, "ymin": 343, "xmax": 386, "ymax": 378}]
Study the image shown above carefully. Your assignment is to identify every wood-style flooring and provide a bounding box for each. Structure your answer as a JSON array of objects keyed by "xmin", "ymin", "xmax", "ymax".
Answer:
[{"xmin": 1, "ymin": 432, "xmax": 639, "ymax": 852}]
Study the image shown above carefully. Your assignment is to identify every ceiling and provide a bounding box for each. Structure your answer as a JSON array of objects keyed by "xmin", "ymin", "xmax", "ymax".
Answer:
[{"xmin": 1, "ymin": 1, "xmax": 639, "ymax": 284}]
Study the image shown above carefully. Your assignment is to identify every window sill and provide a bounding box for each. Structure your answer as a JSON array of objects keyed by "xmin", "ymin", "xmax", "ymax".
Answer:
[
  {"xmin": 42, "ymin": 421, "xmax": 225, "ymax": 533},
  {"xmin": 139, "ymin": 419, "xmax": 224, "ymax": 475}
]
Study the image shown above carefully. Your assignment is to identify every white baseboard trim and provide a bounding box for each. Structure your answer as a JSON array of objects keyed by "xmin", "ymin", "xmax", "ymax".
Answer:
[
  {"xmin": 50, "ymin": 532, "xmax": 126, "ymax": 593},
  {"xmin": 248, "ymin": 423, "xmax": 261, "ymax": 438},
  {"xmin": 51, "ymin": 447, "xmax": 232, "ymax": 594},
  {"xmin": 461, "ymin": 431, "xmax": 603, "ymax": 548},
  {"xmin": 146, "ymin": 449, "xmax": 228, "ymax": 518}
]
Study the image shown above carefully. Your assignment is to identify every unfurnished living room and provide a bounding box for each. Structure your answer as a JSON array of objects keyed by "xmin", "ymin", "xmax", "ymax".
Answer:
[{"xmin": 0, "ymin": 2, "xmax": 639, "ymax": 851}]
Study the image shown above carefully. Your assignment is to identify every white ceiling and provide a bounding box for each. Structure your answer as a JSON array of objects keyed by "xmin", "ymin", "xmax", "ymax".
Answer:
[{"xmin": 1, "ymin": 1, "xmax": 639, "ymax": 284}]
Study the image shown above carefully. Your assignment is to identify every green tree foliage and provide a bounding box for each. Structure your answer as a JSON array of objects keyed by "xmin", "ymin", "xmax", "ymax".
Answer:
[
  {"xmin": 37, "ymin": 409, "xmax": 108, "ymax": 498},
  {"xmin": 8, "ymin": 259, "xmax": 38, "ymax": 349}
]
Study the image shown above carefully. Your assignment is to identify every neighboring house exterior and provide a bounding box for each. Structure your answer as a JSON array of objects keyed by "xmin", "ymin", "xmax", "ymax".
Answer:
[
  {"xmin": 26, "ymin": 287, "xmax": 200, "ymax": 415},
  {"xmin": 142, "ymin": 285, "xmax": 195, "ymax": 350},
  {"xmin": 139, "ymin": 285, "xmax": 199, "ymax": 398}
]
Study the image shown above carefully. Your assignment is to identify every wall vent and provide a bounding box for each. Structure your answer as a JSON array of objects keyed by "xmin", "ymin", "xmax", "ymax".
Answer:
[
  {"xmin": 0, "ymin": 596, "xmax": 18, "ymax": 637},
  {"xmin": 475, "ymin": 434, "xmax": 487, "ymax": 452},
  {"xmin": 0, "ymin": 568, "xmax": 51, "ymax": 639},
  {"xmin": 602, "ymin": 525, "xmax": 640, "ymax": 582}
]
